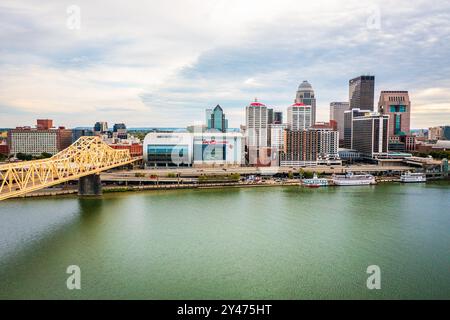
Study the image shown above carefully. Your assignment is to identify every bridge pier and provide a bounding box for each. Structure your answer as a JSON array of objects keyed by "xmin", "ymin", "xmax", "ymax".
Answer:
[{"xmin": 78, "ymin": 174, "xmax": 102, "ymax": 196}]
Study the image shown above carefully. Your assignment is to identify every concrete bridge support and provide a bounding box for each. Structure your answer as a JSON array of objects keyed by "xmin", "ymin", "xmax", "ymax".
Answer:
[{"xmin": 78, "ymin": 174, "xmax": 102, "ymax": 196}]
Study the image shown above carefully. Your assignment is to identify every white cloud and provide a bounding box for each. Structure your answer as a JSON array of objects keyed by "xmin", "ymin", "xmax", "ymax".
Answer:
[{"xmin": 0, "ymin": 0, "xmax": 449, "ymax": 128}]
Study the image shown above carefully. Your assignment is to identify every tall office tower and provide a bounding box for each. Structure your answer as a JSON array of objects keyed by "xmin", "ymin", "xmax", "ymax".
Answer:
[
  {"xmin": 352, "ymin": 113, "xmax": 389, "ymax": 159},
  {"xmin": 94, "ymin": 122, "xmax": 108, "ymax": 134},
  {"xmin": 245, "ymin": 99, "xmax": 268, "ymax": 164},
  {"xmin": 295, "ymin": 80, "xmax": 317, "ymax": 125},
  {"xmin": 444, "ymin": 126, "xmax": 450, "ymax": 140},
  {"xmin": 378, "ymin": 91, "xmax": 411, "ymax": 137},
  {"xmin": 329, "ymin": 102, "xmax": 350, "ymax": 146},
  {"xmin": 428, "ymin": 126, "xmax": 443, "ymax": 140},
  {"xmin": 428, "ymin": 126, "xmax": 450, "ymax": 140},
  {"xmin": 287, "ymin": 102, "xmax": 312, "ymax": 130},
  {"xmin": 113, "ymin": 123, "xmax": 128, "ymax": 139},
  {"xmin": 343, "ymin": 108, "xmax": 371, "ymax": 149},
  {"xmin": 267, "ymin": 108, "xmax": 274, "ymax": 125},
  {"xmin": 205, "ymin": 108, "xmax": 213, "ymax": 126},
  {"xmin": 349, "ymin": 75, "xmax": 375, "ymax": 110},
  {"xmin": 72, "ymin": 128, "xmax": 94, "ymax": 143},
  {"xmin": 207, "ymin": 105, "xmax": 228, "ymax": 132},
  {"xmin": 273, "ymin": 111, "xmax": 283, "ymax": 124}
]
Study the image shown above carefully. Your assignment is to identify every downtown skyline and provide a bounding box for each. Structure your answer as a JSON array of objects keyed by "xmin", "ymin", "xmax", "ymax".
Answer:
[{"xmin": 1, "ymin": 0, "xmax": 450, "ymax": 129}]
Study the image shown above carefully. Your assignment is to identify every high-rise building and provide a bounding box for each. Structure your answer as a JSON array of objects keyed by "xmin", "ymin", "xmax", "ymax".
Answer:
[
  {"xmin": 428, "ymin": 126, "xmax": 450, "ymax": 140},
  {"xmin": 330, "ymin": 102, "xmax": 350, "ymax": 146},
  {"xmin": 287, "ymin": 102, "xmax": 312, "ymax": 130},
  {"xmin": 351, "ymin": 113, "xmax": 389, "ymax": 158},
  {"xmin": 428, "ymin": 126, "xmax": 443, "ymax": 140},
  {"xmin": 245, "ymin": 99, "xmax": 269, "ymax": 165},
  {"xmin": 205, "ymin": 108, "xmax": 213, "ymax": 127},
  {"xmin": 72, "ymin": 128, "xmax": 94, "ymax": 143},
  {"xmin": 281, "ymin": 128, "xmax": 339, "ymax": 166},
  {"xmin": 267, "ymin": 108, "xmax": 274, "ymax": 125},
  {"xmin": 295, "ymin": 81, "xmax": 317, "ymax": 125},
  {"xmin": 207, "ymin": 105, "xmax": 228, "ymax": 132},
  {"xmin": 94, "ymin": 122, "xmax": 108, "ymax": 134},
  {"xmin": 343, "ymin": 108, "xmax": 371, "ymax": 149},
  {"xmin": 349, "ymin": 75, "xmax": 375, "ymax": 111},
  {"xmin": 8, "ymin": 120, "xmax": 72, "ymax": 156},
  {"xmin": 270, "ymin": 123, "xmax": 287, "ymax": 151},
  {"xmin": 378, "ymin": 91, "xmax": 411, "ymax": 137},
  {"xmin": 398, "ymin": 135, "xmax": 416, "ymax": 152},
  {"xmin": 113, "ymin": 123, "xmax": 128, "ymax": 139},
  {"xmin": 444, "ymin": 126, "xmax": 450, "ymax": 140},
  {"xmin": 273, "ymin": 112, "xmax": 283, "ymax": 124}
]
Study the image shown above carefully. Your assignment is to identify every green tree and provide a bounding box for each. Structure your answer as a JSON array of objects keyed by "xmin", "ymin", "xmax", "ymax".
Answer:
[
  {"xmin": 16, "ymin": 153, "xmax": 33, "ymax": 161},
  {"xmin": 229, "ymin": 173, "xmax": 241, "ymax": 181}
]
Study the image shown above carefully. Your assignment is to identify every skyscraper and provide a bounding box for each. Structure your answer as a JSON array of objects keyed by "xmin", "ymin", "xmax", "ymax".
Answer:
[
  {"xmin": 207, "ymin": 105, "xmax": 228, "ymax": 132},
  {"xmin": 352, "ymin": 113, "xmax": 389, "ymax": 158},
  {"xmin": 113, "ymin": 123, "xmax": 128, "ymax": 139},
  {"xmin": 273, "ymin": 112, "xmax": 283, "ymax": 124},
  {"xmin": 330, "ymin": 102, "xmax": 350, "ymax": 146},
  {"xmin": 205, "ymin": 108, "xmax": 213, "ymax": 127},
  {"xmin": 343, "ymin": 108, "xmax": 371, "ymax": 149},
  {"xmin": 72, "ymin": 128, "xmax": 94, "ymax": 143},
  {"xmin": 267, "ymin": 108, "xmax": 274, "ymax": 125},
  {"xmin": 94, "ymin": 122, "xmax": 108, "ymax": 134},
  {"xmin": 295, "ymin": 81, "xmax": 316, "ymax": 125},
  {"xmin": 378, "ymin": 91, "xmax": 411, "ymax": 137},
  {"xmin": 349, "ymin": 75, "xmax": 375, "ymax": 111},
  {"xmin": 245, "ymin": 99, "xmax": 268, "ymax": 165},
  {"xmin": 287, "ymin": 102, "xmax": 312, "ymax": 130}
]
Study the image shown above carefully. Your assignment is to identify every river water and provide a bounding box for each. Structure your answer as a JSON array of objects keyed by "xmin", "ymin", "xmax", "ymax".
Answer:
[{"xmin": 0, "ymin": 182, "xmax": 449, "ymax": 299}]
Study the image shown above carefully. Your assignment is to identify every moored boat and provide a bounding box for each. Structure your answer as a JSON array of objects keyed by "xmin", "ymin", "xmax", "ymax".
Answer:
[
  {"xmin": 400, "ymin": 172, "xmax": 426, "ymax": 183},
  {"xmin": 332, "ymin": 172, "xmax": 376, "ymax": 186},
  {"xmin": 302, "ymin": 173, "xmax": 328, "ymax": 188}
]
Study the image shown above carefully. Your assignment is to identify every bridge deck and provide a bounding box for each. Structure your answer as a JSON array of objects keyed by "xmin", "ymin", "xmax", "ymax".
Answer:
[{"xmin": 0, "ymin": 136, "xmax": 141, "ymax": 201}]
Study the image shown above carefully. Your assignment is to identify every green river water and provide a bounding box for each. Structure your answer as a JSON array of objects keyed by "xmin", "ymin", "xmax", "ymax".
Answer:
[{"xmin": 0, "ymin": 182, "xmax": 449, "ymax": 299}]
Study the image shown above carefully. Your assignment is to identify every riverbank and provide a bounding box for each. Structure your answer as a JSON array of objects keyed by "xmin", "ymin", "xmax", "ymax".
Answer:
[{"xmin": 11, "ymin": 176, "xmax": 450, "ymax": 200}]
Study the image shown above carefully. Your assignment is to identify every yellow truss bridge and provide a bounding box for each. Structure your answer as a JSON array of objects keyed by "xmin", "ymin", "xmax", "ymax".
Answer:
[{"xmin": 0, "ymin": 136, "xmax": 141, "ymax": 201}]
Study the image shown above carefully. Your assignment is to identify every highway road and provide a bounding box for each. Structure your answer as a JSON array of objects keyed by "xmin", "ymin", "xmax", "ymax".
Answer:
[{"xmin": 104, "ymin": 164, "xmax": 413, "ymax": 179}]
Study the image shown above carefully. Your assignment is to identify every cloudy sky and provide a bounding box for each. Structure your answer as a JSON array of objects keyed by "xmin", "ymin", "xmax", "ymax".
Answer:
[{"xmin": 1, "ymin": 0, "xmax": 449, "ymax": 129}]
